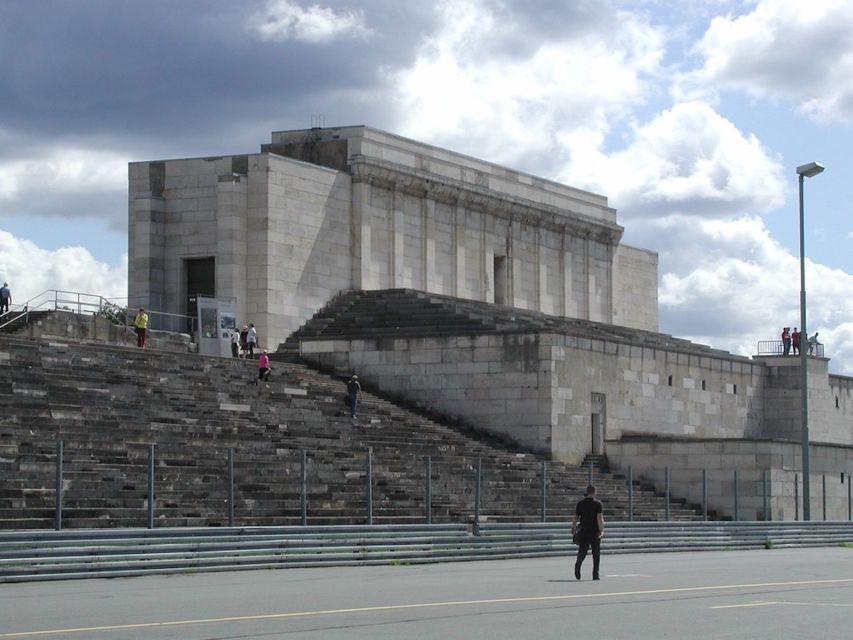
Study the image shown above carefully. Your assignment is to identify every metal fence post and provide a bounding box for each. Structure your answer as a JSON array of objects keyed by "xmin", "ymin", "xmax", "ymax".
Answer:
[
  {"xmin": 540, "ymin": 461, "xmax": 547, "ymax": 523},
  {"xmin": 147, "ymin": 444, "xmax": 155, "ymax": 529},
  {"xmin": 665, "ymin": 467, "xmax": 671, "ymax": 521},
  {"xmin": 628, "ymin": 466, "xmax": 633, "ymax": 522},
  {"xmin": 762, "ymin": 470, "xmax": 768, "ymax": 522},
  {"xmin": 54, "ymin": 440, "xmax": 63, "ymax": 531},
  {"xmin": 300, "ymin": 449, "xmax": 307, "ymax": 526},
  {"xmin": 848, "ymin": 473, "xmax": 851, "ymax": 521},
  {"xmin": 227, "ymin": 448, "xmax": 235, "ymax": 527},
  {"xmin": 822, "ymin": 474, "xmax": 827, "ymax": 521},
  {"xmin": 425, "ymin": 455, "xmax": 432, "ymax": 525},
  {"xmin": 702, "ymin": 469, "xmax": 708, "ymax": 522},
  {"xmin": 366, "ymin": 449, "xmax": 373, "ymax": 525},
  {"xmin": 794, "ymin": 473, "xmax": 799, "ymax": 521},
  {"xmin": 733, "ymin": 470, "xmax": 739, "ymax": 522},
  {"xmin": 474, "ymin": 457, "xmax": 481, "ymax": 535}
]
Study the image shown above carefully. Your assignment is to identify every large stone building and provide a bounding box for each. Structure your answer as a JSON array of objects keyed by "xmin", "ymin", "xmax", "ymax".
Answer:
[
  {"xmin": 128, "ymin": 126, "xmax": 853, "ymax": 520},
  {"xmin": 128, "ymin": 126, "xmax": 658, "ymax": 348}
]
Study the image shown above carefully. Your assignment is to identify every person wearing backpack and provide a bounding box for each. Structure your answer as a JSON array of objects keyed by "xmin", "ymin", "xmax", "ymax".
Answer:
[{"xmin": 346, "ymin": 374, "xmax": 361, "ymax": 420}]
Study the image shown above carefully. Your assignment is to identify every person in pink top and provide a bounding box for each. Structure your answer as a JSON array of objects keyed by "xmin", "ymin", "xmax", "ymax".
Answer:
[{"xmin": 256, "ymin": 350, "xmax": 271, "ymax": 384}]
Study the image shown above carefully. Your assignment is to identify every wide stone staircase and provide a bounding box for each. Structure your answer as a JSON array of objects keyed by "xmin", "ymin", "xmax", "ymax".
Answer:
[
  {"xmin": 0, "ymin": 333, "xmax": 707, "ymax": 531},
  {"xmin": 282, "ymin": 288, "xmax": 742, "ymax": 357}
]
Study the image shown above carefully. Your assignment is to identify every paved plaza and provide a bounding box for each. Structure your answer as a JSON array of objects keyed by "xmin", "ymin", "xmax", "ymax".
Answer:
[{"xmin": 2, "ymin": 547, "xmax": 852, "ymax": 639}]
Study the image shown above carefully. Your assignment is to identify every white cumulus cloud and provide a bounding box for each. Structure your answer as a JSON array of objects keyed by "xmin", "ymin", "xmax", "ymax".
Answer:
[
  {"xmin": 683, "ymin": 0, "xmax": 853, "ymax": 123},
  {"xmin": 389, "ymin": 0, "xmax": 664, "ymax": 175},
  {"xmin": 648, "ymin": 216, "xmax": 853, "ymax": 375},
  {"xmin": 562, "ymin": 101, "xmax": 786, "ymax": 219},
  {"xmin": 248, "ymin": 0, "xmax": 372, "ymax": 43},
  {"xmin": 0, "ymin": 146, "xmax": 129, "ymax": 230},
  {"xmin": 0, "ymin": 231, "xmax": 127, "ymax": 305}
]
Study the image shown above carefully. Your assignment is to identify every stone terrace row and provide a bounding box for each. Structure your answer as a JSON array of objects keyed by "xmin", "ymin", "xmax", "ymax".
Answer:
[{"xmin": 0, "ymin": 333, "xmax": 702, "ymax": 529}]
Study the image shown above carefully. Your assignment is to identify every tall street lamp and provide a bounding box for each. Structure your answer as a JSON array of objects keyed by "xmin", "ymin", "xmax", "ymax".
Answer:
[{"xmin": 796, "ymin": 160, "xmax": 824, "ymax": 521}]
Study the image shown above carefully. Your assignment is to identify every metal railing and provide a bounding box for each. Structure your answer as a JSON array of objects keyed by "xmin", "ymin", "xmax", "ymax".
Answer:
[
  {"xmin": 16, "ymin": 442, "xmax": 853, "ymax": 531},
  {"xmin": 756, "ymin": 339, "xmax": 824, "ymax": 358},
  {"xmin": 0, "ymin": 289, "xmax": 196, "ymax": 336}
]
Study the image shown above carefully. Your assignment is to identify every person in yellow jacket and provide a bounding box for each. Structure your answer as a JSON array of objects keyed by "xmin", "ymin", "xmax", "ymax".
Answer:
[{"xmin": 134, "ymin": 307, "xmax": 149, "ymax": 348}]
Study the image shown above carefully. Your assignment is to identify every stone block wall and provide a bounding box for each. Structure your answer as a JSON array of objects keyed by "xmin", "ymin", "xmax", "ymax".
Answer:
[
  {"xmin": 301, "ymin": 331, "xmax": 765, "ymax": 465},
  {"xmin": 18, "ymin": 311, "xmax": 191, "ymax": 353},
  {"xmin": 612, "ymin": 244, "xmax": 658, "ymax": 332},
  {"xmin": 757, "ymin": 356, "xmax": 853, "ymax": 447},
  {"xmin": 301, "ymin": 333, "xmax": 554, "ymax": 456},
  {"xmin": 550, "ymin": 336, "xmax": 764, "ymax": 460},
  {"xmin": 129, "ymin": 153, "xmax": 352, "ymax": 351},
  {"xmin": 607, "ymin": 438, "xmax": 853, "ymax": 521},
  {"xmin": 353, "ymin": 179, "xmax": 619, "ymax": 324}
]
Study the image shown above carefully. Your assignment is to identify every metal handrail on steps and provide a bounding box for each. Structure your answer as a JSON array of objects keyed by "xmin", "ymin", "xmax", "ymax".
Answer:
[{"xmin": 0, "ymin": 288, "xmax": 197, "ymax": 336}]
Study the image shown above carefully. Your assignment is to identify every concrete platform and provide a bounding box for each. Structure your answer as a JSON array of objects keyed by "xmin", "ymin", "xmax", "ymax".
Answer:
[{"xmin": 2, "ymin": 546, "xmax": 852, "ymax": 639}]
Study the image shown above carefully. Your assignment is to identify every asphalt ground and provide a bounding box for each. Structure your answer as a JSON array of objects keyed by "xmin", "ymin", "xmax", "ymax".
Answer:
[{"xmin": 2, "ymin": 547, "xmax": 852, "ymax": 639}]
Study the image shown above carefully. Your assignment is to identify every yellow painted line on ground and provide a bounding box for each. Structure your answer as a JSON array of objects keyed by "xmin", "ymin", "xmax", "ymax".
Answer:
[{"xmin": 3, "ymin": 578, "xmax": 853, "ymax": 638}]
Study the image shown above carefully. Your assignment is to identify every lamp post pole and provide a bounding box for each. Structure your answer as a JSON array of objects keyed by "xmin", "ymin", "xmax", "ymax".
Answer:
[{"xmin": 796, "ymin": 161, "xmax": 824, "ymax": 521}]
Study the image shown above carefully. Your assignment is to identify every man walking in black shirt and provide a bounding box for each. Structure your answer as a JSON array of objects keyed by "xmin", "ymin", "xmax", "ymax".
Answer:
[{"xmin": 572, "ymin": 484, "xmax": 604, "ymax": 580}]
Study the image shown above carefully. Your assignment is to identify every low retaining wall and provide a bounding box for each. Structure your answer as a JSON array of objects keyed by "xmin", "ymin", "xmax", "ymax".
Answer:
[
  {"xmin": 607, "ymin": 438, "xmax": 853, "ymax": 521},
  {"xmin": 18, "ymin": 311, "xmax": 192, "ymax": 353}
]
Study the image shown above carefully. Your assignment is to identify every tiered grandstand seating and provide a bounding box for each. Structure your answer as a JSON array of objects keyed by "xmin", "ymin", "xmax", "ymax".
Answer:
[
  {"xmin": 0, "ymin": 332, "xmax": 706, "ymax": 530},
  {"xmin": 283, "ymin": 288, "xmax": 744, "ymax": 360}
]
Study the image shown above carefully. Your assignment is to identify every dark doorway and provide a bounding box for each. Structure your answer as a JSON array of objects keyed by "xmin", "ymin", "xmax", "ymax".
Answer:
[
  {"xmin": 186, "ymin": 257, "xmax": 215, "ymax": 328},
  {"xmin": 590, "ymin": 392, "xmax": 606, "ymax": 454},
  {"xmin": 494, "ymin": 256, "xmax": 507, "ymax": 305}
]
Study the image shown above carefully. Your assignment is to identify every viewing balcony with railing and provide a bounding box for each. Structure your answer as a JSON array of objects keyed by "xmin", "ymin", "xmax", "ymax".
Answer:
[{"xmin": 756, "ymin": 339, "xmax": 824, "ymax": 358}]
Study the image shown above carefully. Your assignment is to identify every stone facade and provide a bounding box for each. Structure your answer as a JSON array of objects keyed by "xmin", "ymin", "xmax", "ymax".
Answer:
[
  {"xmin": 129, "ymin": 126, "xmax": 658, "ymax": 350},
  {"xmin": 300, "ymin": 325, "xmax": 853, "ymax": 520},
  {"xmin": 607, "ymin": 438, "xmax": 853, "ymax": 521},
  {"xmin": 301, "ymin": 331, "xmax": 768, "ymax": 462}
]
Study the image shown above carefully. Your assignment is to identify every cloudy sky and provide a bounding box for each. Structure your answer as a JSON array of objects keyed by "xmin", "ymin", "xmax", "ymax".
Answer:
[{"xmin": 1, "ymin": 0, "xmax": 852, "ymax": 372}]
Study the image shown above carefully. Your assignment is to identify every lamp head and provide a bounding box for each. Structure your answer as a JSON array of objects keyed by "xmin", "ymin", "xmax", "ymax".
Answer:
[{"xmin": 796, "ymin": 162, "xmax": 824, "ymax": 178}]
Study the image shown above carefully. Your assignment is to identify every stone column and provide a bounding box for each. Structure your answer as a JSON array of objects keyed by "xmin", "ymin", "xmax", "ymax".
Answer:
[
  {"xmin": 216, "ymin": 175, "xmax": 248, "ymax": 321},
  {"xmin": 453, "ymin": 202, "xmax": 466, "ymax": 297},
  {"xmin": 582, "ymin": 236, "xmax": 591, "ymax": 320},
  {"xmin": 535, "ymin": 227, "xmax": 545, "ymax": 312},
  {"xmin": 509, "ymin": 220, "xmax": 521, "ymax": 307},
  {"xmin": 129, "ymin": 194, "xmax": 166, "ymax": 312},
  {"xmin": 480, "ymin": 214, "xmax": 489, "ymax": 302},
  {"xmin": 391, "ymin": 188, "xmax": 405, "ymax": 287},
  {"xmin": 246, "ymin": 155, "xmax": 271, "ymax": 337},
  {"xmin": 422, "ymin": 198, "xmax": 435, "ymax": 293},
  {"xmin": 560, "ymin": 230, "xmax": 571, "ymax": 317},
  {"xmin": 351, "ymin": 181, "xmax": 371, "ymax": 289}
]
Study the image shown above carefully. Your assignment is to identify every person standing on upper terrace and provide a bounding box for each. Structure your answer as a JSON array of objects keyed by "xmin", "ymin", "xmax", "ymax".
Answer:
[
  {"xmin": 809, "ymin": 332, "xmax": 821, "ymax": 356},
  {"xmin": 133, "ymin": 307, "xmax": 149, "ymax": 348},
  {"xmin": 247, "ymin": 323, "xmax": 258, "ymax": 357},
  {"xmin": 0, "ymin": 282, "xmax": 10, "ymax": 314},
  {"xmin": 230, "ymin": 327, "xmax": 240, "ymax": 358},
  {"xmin": 792, "ymin": 327, "xmax": 801, "ymax": 355},
  {"xmin": 781, "ymin": 327, "xmax": 791, "ymax": 355}
]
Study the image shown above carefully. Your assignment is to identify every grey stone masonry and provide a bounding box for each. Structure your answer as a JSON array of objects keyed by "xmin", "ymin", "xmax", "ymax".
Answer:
[
  {"xmin": 293, "ymin": 289, "xmax": 853, "ymax": 467},
  {"xmin": 129, "ymin": 125, "xmax": 658, "ymax": 353}
]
